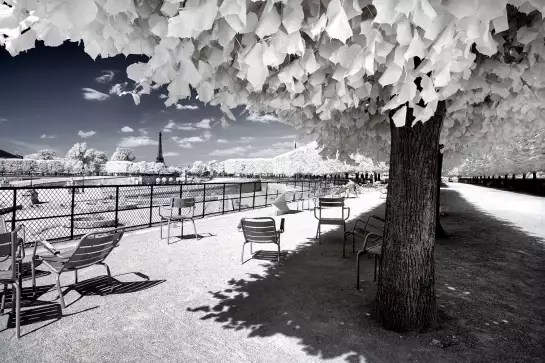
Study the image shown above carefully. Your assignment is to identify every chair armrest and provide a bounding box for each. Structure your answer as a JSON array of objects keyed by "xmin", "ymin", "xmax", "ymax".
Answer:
[
  {"xmin": 12, "ymin": 224, "xmax": 26, "ymax": 259},
  {"xmin": 352, "ymin": 218, "xmax": 368, "ymax": 233},
  {"xmin": 313, "ymin": 207, "xmax": 321, "ymax": 220},
  {"xmin": 237, "ymin": 219, "xmax": 242, "ymax": 231},
  {"xmin": 343, "ymin": 207, "xmax": 350, "ymax": 220},
  {"xmin": 279, "ymin": 218, "xmax": 285, "ymax": 233},
  {"xmin": 370, "ymin": 215, "xmax": 385, "ymax": 223},
  {"xmin": 32, "ymin": 239, "xmax": 60, "ymax": 258}
]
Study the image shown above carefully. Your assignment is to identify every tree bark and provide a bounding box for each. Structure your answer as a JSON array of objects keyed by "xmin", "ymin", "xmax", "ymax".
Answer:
[
  {"xmin": 435, "ymin": 148, "xmax": 446, "ymax": 237},
  {"xmin": 375, "ymin": 101, "xmax": 445, "ymax": 332}
]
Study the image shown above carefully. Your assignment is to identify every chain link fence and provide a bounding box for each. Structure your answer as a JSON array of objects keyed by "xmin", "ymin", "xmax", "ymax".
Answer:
[{"xmin": 0, "ymin": 178, "xmax": 346, "ymax": 244}]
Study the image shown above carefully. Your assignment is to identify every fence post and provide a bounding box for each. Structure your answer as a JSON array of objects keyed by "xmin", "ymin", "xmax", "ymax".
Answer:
[
  {"xmin": 114, "ymin": 186, "xmax": 120, "ymax": 228},
  {"xmin": 202, "ymin": 184, "xmax": 206, "ymax": 217},
  {"xmin": 179, "ymin": 184, "xmax": 183, "ymax": 215},
  {"xmin": 70, "ymin": 187, "xmax": 75, "ymax": 240},
  {"xmin": 222, "ymin": 183, "xmax": 226, "ymax": 214},
  {"xmin": 11, "ymin": 189, "xmax": 17, "ymax": 231},
  {"xmin": 264, "ymin": 182, "xmax": 268, "ymax": 206},
  {"xmin": 149, "ymin": 184, "xmax": 154, "ymax": 227},
  {"xmin": 252, "ymin": 182, "xmax": 256, "ymax": 209},
  {"xmin": 239, "ymin": 183, "xmax": 242, "ymax": 211}
]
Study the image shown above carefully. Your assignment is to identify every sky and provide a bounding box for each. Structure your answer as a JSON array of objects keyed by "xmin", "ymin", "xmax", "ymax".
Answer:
[{"xmin": 0, "ymin": 41, "xmax": 298, "ymax": 167}]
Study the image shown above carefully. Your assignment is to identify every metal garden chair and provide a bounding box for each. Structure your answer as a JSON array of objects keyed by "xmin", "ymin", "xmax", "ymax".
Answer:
[
  {"xmin": 1, "ymin": 223, "xmax": 26, "ymax": 338},
  {"xmin": 159, "ymin": 197, "xmax": 198, "ymax": 243},
  {"xmin": 30, "ymin": 228, "xmax": 125, "ymax": 309},
  {"xmin": 313, "ymin": 197, "xmax": 350, "ymax": 244},
  {"xmin": 343, "ymin": 215, "xmax": 385, "ymax": 258},
  {"xmin": 239, "ymin": 217, "xmax": 285, "ymax": 263}
]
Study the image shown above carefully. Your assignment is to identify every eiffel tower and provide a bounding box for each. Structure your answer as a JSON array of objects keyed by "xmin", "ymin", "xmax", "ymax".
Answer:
[{"xmin": 156, "ymin": 131, "xmax": 165, "ymax": 164}]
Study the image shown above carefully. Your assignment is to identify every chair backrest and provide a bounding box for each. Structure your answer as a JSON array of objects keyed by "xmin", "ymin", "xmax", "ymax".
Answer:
[
  {"xmin": 172, "ymin": 197, "xmax": 195, "ymax": 208},
  {"xmin": 62, "ymin": 228, "xmax": 125, "ymax": 272},
  {"xmin": 0, "ymin": 215, "xmax": 6, "ymax": 234},
  {"xmin": 319, "ymin": 197, "xmax": 345, "ymax": 208},
  {"xmin": 0, "ymin": 228, "xmax": 19, "ymax": 281},
  {"xmin": 241, "ymin": 217, "xmax": 278, "ymax": 244}
]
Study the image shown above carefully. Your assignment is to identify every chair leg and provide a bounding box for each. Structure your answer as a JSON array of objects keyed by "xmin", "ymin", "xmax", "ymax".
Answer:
[
  {"xmin": 343, "ymin": 233, "xmax": 346, "ymax": 258},
  {"xmin": 13, "ymin": 282, "xmax": 21, "ymax": 339},
  {"xmin": 241, "ymin": 243, "xmax": 245, "ymax": 264},
  {"xmin": 160, "ymin": 219, "xmax": 164, "ymax": 239},
  {"xmin": 373, "ymin": 255, "xmax": 377, "ymax": 282},
  {"xmin": 31, "ymin": 258, "xmax": 36, "ymax": 296},
  {"xmin": 191, "ymin": 219, "xmax": 198, "ymax": 240},
  {"xmin": 55, "ymin": 273, "xmax": 65, "ymax": 309},
  {"xmin": 356, "ymin": 250, "xmax": 365, "ymax": 290},
  {"xmin": 74, "ymin": 270, "xmax": 78, "ymax": 285},
  {"xmin": 277, "ymin": 244, "xmax": 280, "ymax": 263},
  {"xmin": 18, "ymin": 260, "xmax": 23, "ymax": 289},
  {"xmin": 102, "ymin": 263, "xmax": 114, "ymax": 293},
  {"xmin": 167, "ymin": 219, "xmax": 171, "ymax": 244}
]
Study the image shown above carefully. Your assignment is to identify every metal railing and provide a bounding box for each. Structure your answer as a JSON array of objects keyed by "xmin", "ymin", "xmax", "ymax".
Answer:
[{"xmin": 0, "ymin": 179, "xmax": 346, "ymax": 244}]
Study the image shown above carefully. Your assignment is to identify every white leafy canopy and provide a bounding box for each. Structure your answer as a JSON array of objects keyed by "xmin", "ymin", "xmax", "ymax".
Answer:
[{"xmin": 1, "ymin": 0, "xmax": 544, "ymax": 172}]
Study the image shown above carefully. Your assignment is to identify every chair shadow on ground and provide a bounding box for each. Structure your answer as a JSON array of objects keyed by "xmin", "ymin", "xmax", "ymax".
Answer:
[
  {"xmin": 242, "ymin": 250, "xmax": 290, "ymax": 265},
  {"xmin": 187, "ymin": 188, "xmax": 545, "ymax": 363},
  {"xmin": 1, "ymin": 272, "xmax": 165, "ymax": 338},
  {"xmin": 164, "ymin": 232, "xmax": 215, "ymax": 243},
  {"xmin": 0, "ymin": 284, "xmax": 98, "ymax": 337}
]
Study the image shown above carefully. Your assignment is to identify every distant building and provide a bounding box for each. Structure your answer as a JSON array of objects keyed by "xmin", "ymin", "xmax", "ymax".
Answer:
[{"xmin": 0, "ymin": 149, "xmax": 23, "ymax": 159}]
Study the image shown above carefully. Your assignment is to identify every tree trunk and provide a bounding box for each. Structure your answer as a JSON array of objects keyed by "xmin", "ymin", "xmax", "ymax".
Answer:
[
  {"xmin": 376, "ymin": 101, "xmax": 444, "ymax": 332},
  {"xmin": 435, "ymin": 149, "xmax": 446, "ymax": 237}
]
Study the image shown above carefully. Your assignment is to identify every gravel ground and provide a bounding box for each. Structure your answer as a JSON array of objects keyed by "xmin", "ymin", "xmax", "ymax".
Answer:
[{"xmin": 1, "ymin": 184, "xmax": 544, "ymax": 363}]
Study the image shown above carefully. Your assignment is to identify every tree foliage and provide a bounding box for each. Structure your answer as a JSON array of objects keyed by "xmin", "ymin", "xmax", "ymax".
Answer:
[
  {"xmin": 1, "ymin": 0, "xmax": 544, "ymax": 170},
  {"xmin": 24, "ymin": 149, "xmax": 58, "ymax": 160},
  {"xmin": 110, "ymin": 147, "xmax": 137, "ymax": 162}
]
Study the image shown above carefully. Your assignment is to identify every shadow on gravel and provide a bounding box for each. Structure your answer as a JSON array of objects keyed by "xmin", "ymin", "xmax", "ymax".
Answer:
[{"xmin": 187, "ymin": 188, "xmax": 545, "ymax": 363}]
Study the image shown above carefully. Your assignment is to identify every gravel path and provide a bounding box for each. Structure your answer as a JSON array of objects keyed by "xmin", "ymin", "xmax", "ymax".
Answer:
[{"xmin": 1, "ymin": 185, "xmax": 544, "ymax": 363}]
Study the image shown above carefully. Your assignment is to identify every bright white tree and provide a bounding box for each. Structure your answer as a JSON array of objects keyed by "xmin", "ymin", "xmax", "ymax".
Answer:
[
  {"xmin": 65, "ymin": 142, "xmax": 107, "ymax": 175},
  {"xmin": 24, "ymin": 149, "xmax": 58, "ymax": 160},
  {"xmin": 3, "ymin": 0, "xmax": 545, "ymax": 331},
  {"xmin": 110, "ymin": 147, "xmax": 137, "ymax": 162}
]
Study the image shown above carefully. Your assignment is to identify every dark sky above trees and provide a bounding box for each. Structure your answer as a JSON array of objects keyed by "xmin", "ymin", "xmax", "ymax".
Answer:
[{"xmin": 0, "ymin": 41, "xmax": 297, "ymax": 167}]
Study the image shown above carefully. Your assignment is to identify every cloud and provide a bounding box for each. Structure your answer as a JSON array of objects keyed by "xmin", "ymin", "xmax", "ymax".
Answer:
[
  {"xmin": 40, "ymin": 134, "xmax": 57, "ymax": 139},
  {"xmin": 163, "ymin": 152, "xmax": 180, "ymax": 157},
  {"xmin": 78, "ymin": 130, "xmax": 96, "ymax": 138},
  {"xmin": 163, "ymin": 120, "xmax": 176, "ymax": 133},
  {"xmin": 95, "ymin": 70, "xmax": 115, "ymax": 83},
  {"xmin": 109, "ymin": 83, "xmax": 125, "ymax": 96},
  {"xmin": 238, "ymin": 136, "xmax": 255, "ymax": 143},
  {"xmin": 172, "ymin": 132, "xmax": 211, "ymax": 148},
  {"xmin": 6, "ymin": 139, "xmax": 52, "ymax": 152},
  {"xmin": 138, "ymin": 128, "xmax": 148, "ymax": 136},
  {"xmin": 159, "ymin": 94, "xmax": 168, "ymax": 99},
  {"xmin": 82, "ymin": 88, "xmax": 109, "ymax": 101},
  {"xmin": 178, "ymin": 123, "xmax": 197, "ymax": 131},
  {"xmin": 272, "ymin": 141, "xmax": 294, "ymax": 148},
  {"xmin": 209, "ymin": 145, "xmax": 252, "ymax": 156},
  {"xmin": 246, "ymin": 113, "xmax": 280, "ymax": 123},
  {"xmin": 120, "ymin": 126, "xmax": 134, "ymax": 133},
  {"xmin": 0, "ymin": 118, "xmax": 7, "ymax": 123},
  {"xmin": 119, "ymin": 136, "xmax": 158, "ymax": 147},
  {"xmin": 176, "ymin": 104, "xmax": 199, "ymax": 110},
  {"xmin": 217, "ymin": 139, "xmax": 229, "ymax": 143},
  {"xmin": 195, "ymin": 118, "xmax": 211, "ymax": 129},
  {"xmin": 272, "ymin": 134, "xmax": 297, "ymax": 139}
]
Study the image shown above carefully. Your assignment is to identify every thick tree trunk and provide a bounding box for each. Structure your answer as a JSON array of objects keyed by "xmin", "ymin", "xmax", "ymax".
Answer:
[
  {"xmin": 435, "ymin": 149, "xmax": 446, "ymax": 238},
  {"xmin": 375, "ymin": 101, "xmax": 445, "ymax": 332}
]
